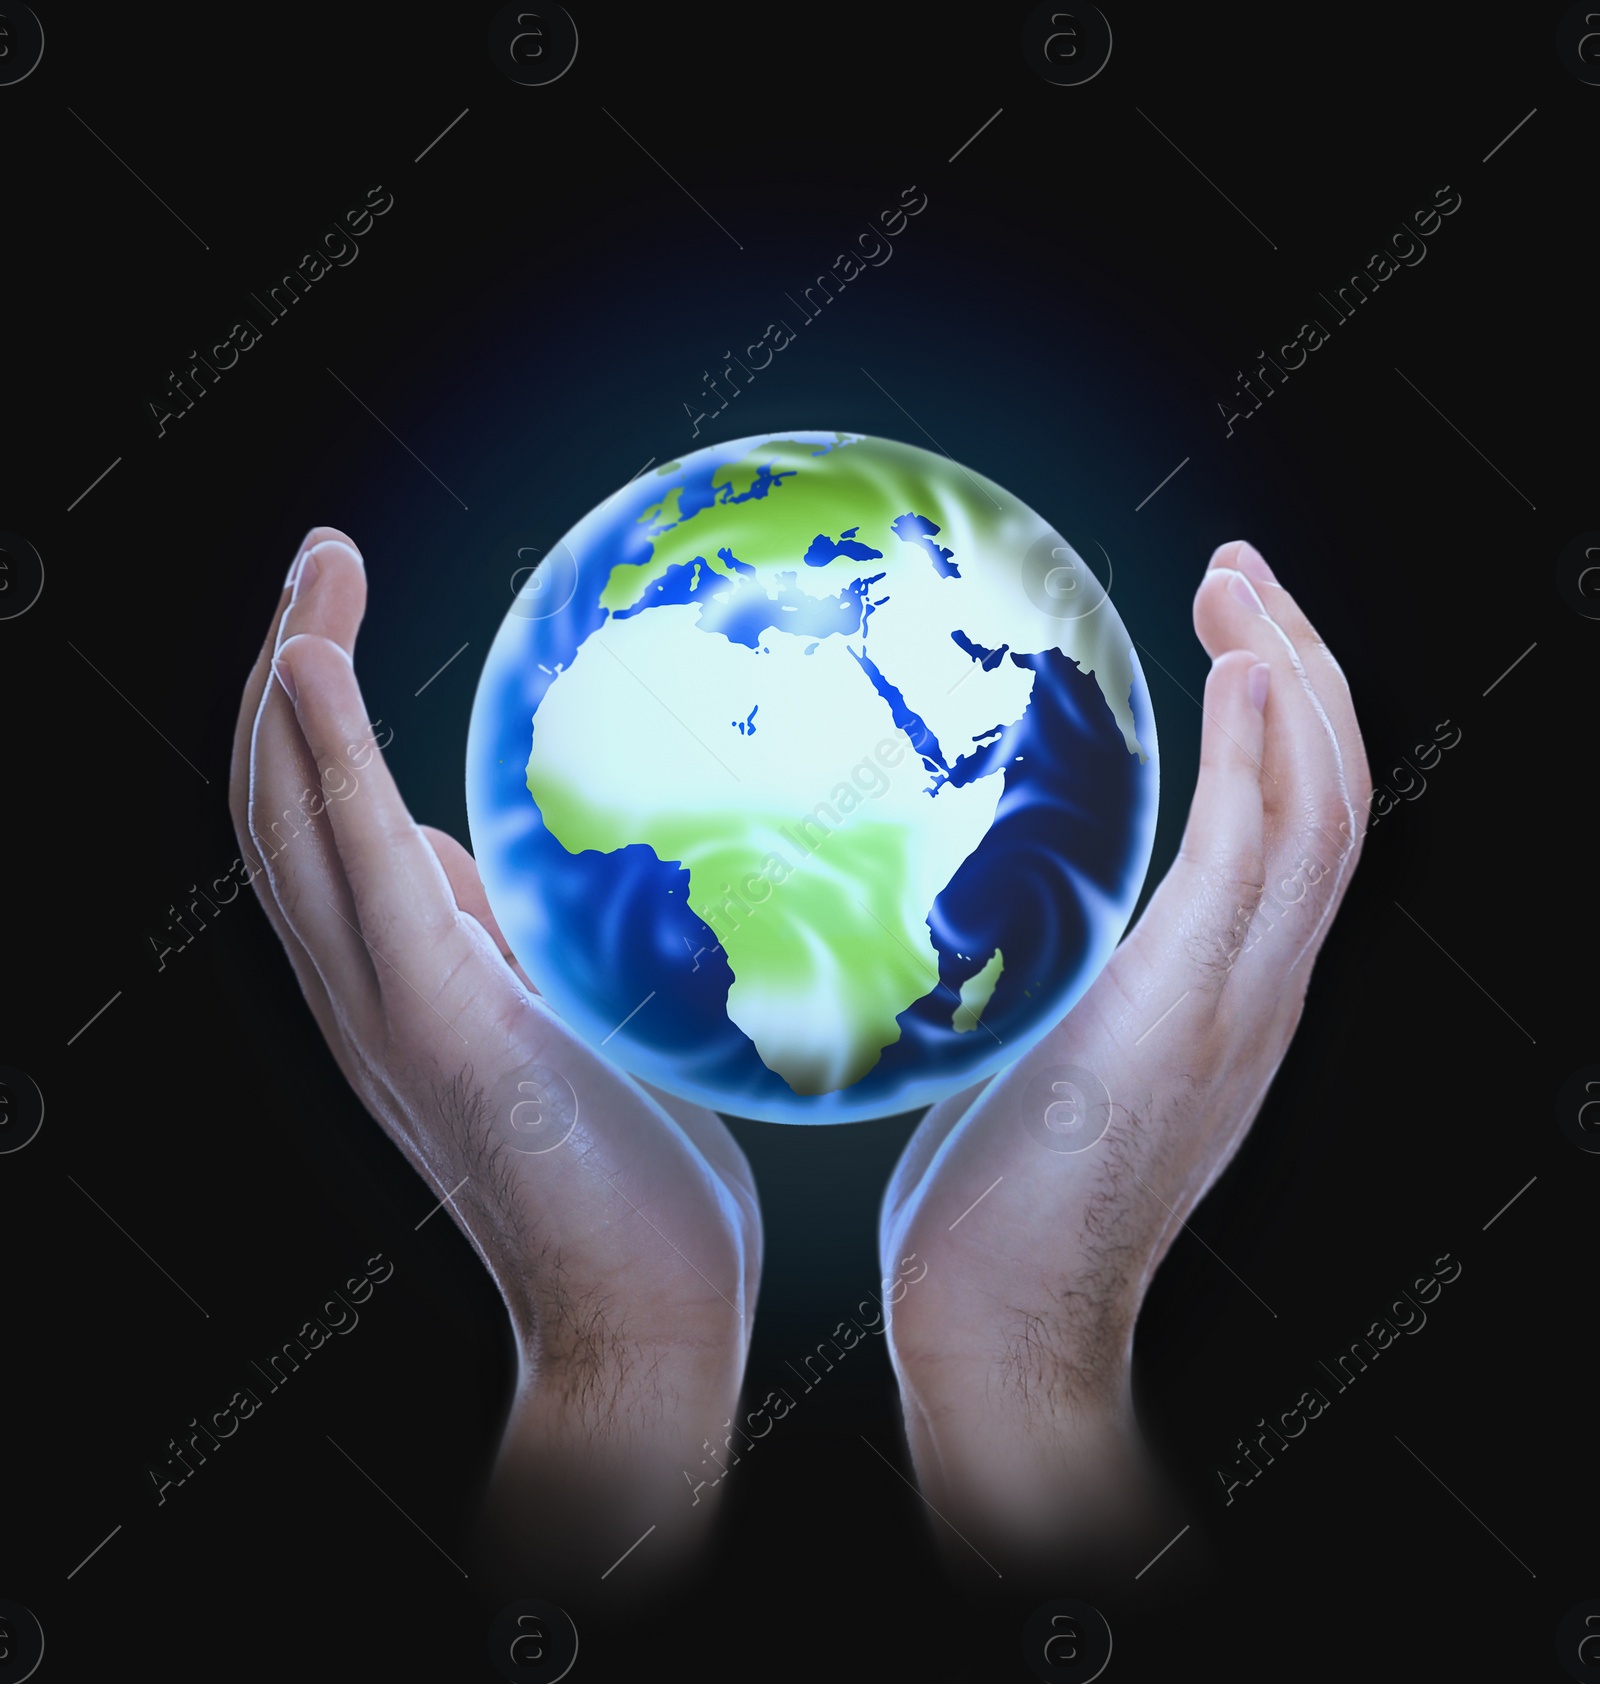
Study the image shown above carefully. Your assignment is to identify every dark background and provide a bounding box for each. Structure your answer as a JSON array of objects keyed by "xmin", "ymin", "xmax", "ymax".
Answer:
[{"xmin": 3, "ymin": 3, "xmax": 1592, "ymax": 1679}]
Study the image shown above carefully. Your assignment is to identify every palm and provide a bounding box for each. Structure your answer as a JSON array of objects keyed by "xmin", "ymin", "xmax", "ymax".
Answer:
[
  {"xmin": 878, "ymin": 545, "xmax": 1368, "ymax": 1496},
  {"xmin": 230, "ymin": 530, "xmax": 758, "ymax": 1441},
  {"xmin": 379, "ymin": 850, "xmax": 760, "ymax": 1364}
]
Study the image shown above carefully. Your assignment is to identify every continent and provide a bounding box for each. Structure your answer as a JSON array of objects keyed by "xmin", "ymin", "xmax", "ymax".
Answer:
[
  {"xmin": 524, "ymin": 606, "xmax": 1003, "ymax": 1094},
  {"xmin": 595, "ymin": 433, "xmax": 1148, "ymax": 760},
  {"xmin": 599, "ymin": 440, "xmax": 833, "ymax": 611}
]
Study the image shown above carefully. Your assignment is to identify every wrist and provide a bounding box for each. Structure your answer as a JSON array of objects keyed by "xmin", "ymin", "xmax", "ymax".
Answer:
[
  {"xmin": 890, "ymin": 1329, "xmax": 1159, "ymax": 1560},
  {"xmin": 479, "ymin": 1338, "xmax": 747, "ymax": 1582}
]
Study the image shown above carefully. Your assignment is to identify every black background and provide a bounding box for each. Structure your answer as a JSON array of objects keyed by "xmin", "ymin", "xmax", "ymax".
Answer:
[{"xmin": 3, "ymin": 3, "xmax": 1592, "ymax": 1679}]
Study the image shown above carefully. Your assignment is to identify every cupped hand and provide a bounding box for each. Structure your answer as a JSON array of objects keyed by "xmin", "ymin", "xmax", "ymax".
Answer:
[
  {"xmin": 229, "ymin": 530, "xmax": 761, "ymax": 1569},
  {"xmin": 877, "ymin": 541, "xmax": 1370, "ymax": 1561}
]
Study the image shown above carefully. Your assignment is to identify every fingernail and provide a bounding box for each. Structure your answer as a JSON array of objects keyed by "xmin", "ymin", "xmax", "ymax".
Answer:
[
  {"xmin": 1248, "ymin": 661, "xmax": 1270, "ymax": 712},
  {"xmin": 272, "ymin": 657, "xmax": 297, "ymax": 704},
  {"xmin": 284, "ymin": 548, "xmax": 307, "ymax": 588},
  {"xmin": 311, "ymin": 538, "xmax": 363, "ymax": 570},
  {"xmin": 1229, "ymin": 570, "xmax": 1267, "ymax": 614},
  {"xmin": 1235, "ymin": 542, "xmax": 1277, "ymax": 584}
]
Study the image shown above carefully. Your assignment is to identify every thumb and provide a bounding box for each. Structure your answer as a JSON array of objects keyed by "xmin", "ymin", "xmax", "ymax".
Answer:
[
  {"xmin": 419, "ymin": 825, "xmax": 540, "ymax": 995},
  {"xmin": 1110, "ymin": 647, "xmax": 1269, "ymax": 1023}
]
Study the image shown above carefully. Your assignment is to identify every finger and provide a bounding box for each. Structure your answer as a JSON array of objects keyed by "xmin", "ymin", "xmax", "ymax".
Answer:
[
  {"xmin": 423, "ymin": 821, "xmax": 758, "ymax": 1233},
  {"xmin": 1210, "ymin": 541, "xmax": 1370, "ymax": 830},
  {"xmin": 231, "ymin": 529, "xmax": 359, "ymax": 1045},
  {"xmin": 248, "ymin": 538, "xmax": 388, "ymax": 1015},
  {"xmin": 419, "ymin": 824, "xmax": 541, "ymax": 995},
  {"xmin": 260, "ymin": 534, "xmax": 392, "ymax": 1012},
  {"xmin": 1112, "ymin": 650, "xmax": 1271, "ymax": 1017},
  {"xmin": 1193, "ymin": 566, "xmax": 1356, "ymax": 868},
  {"xmin": 276, "ymin": 537, "xmax": 369, "ymax": 659},
  {"xmin": 273, "ymin": 633, "xmax": 462, "ymax": 979},
  {"xmin": 1173, "ymin": 649, "xmax": 1268, "ymax": 882},
  {"xmin": 1193, "ymin": 566, "xmax": 1361, "ymax": 987},
  {"xmin": 230, "ymin": 528, "xmax": 355, "ymax": 850},
  {"xmin": 250, "ymin": 637, "xmax": 380, "ymax": 1015}
]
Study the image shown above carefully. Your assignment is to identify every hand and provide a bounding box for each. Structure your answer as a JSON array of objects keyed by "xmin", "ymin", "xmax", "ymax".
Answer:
[
  {"xmin": 877, "ymin": 541, "xmax": 1370, "ymax": 1569},
  {"xmin": 229, "ymin": 530, "xmax": 762, "ymax": 1579}
]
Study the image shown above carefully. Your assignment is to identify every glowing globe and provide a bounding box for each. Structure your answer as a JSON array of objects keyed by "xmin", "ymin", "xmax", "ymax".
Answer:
[{"xmin": 467, "ymin": 432, "xmax": 1158, "ymax": 1124}]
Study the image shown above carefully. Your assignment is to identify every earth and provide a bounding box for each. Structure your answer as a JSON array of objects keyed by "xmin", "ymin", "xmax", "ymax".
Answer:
[{"xmin": 466, "ymin": 431, "xmax": 1158, "ymax": 1124}]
